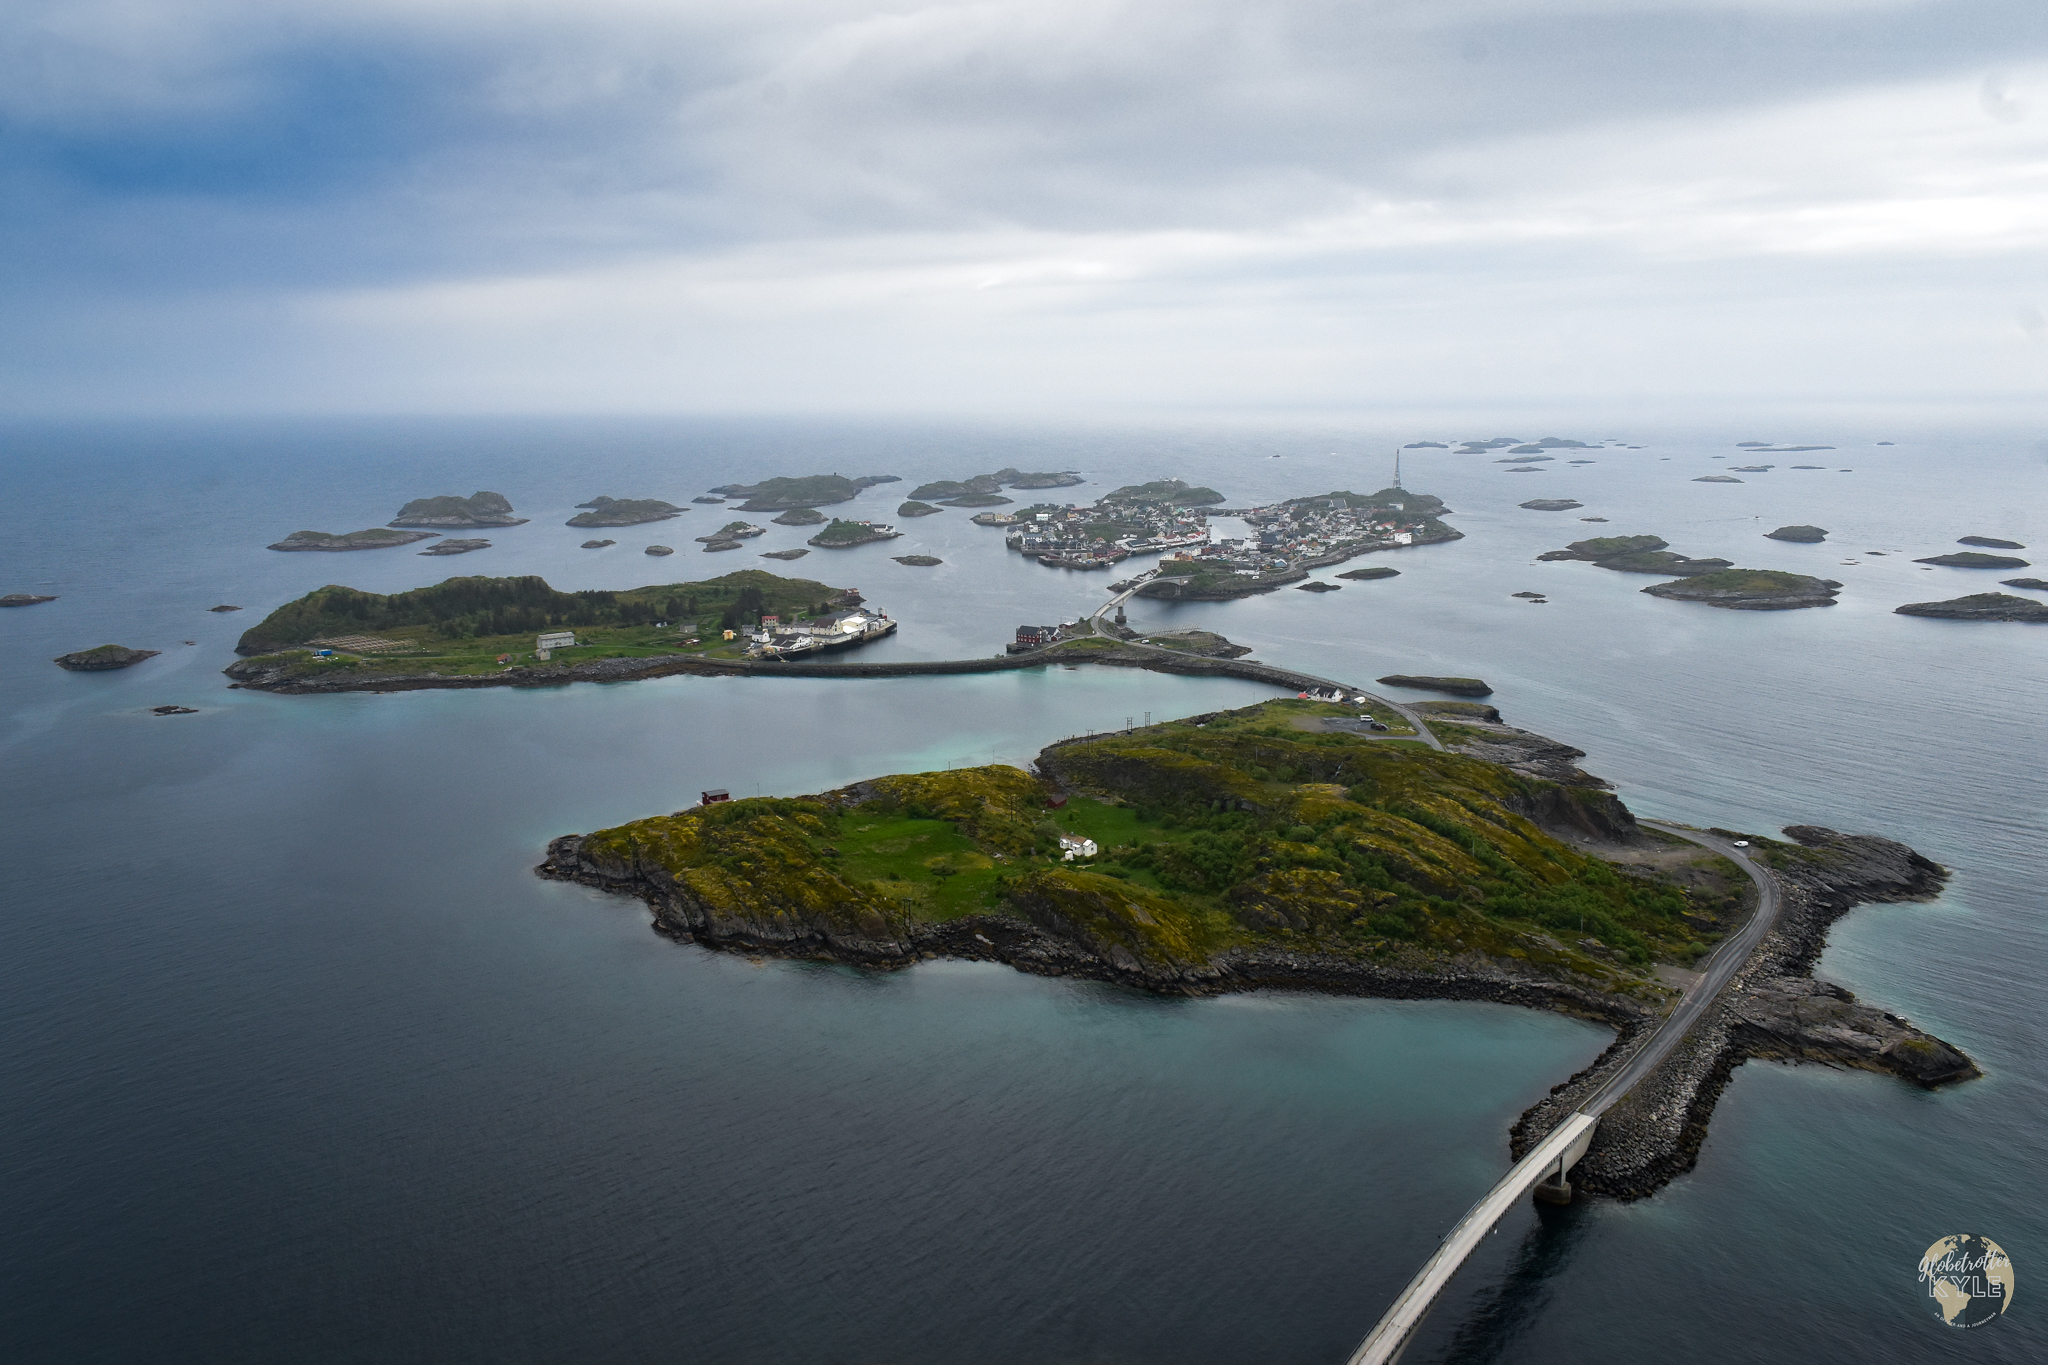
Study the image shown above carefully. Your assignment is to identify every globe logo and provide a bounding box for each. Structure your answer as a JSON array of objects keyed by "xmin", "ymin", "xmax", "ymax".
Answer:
[{"xmin": 1918, "ymin": 1235, "xmax": 2015, "ymax": 1329}]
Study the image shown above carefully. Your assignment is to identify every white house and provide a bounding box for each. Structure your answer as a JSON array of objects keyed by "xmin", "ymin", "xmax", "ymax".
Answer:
[
  {"xmin": 1059, "ymin": 834, "xmax": 1098, "ymax": 861},
  {"xmin": 536, "ymin": 631, "xmax": 577, "ymax": 651}
]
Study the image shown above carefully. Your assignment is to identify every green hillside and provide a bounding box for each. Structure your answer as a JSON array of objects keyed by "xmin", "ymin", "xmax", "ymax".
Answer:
[
  {"xmin": 575, "ymin": 700, "xmax": 1741, "ymax": 989},
  {"xmin": 237, "ymin": 573, "xmax": 839, "ymax": 667}
]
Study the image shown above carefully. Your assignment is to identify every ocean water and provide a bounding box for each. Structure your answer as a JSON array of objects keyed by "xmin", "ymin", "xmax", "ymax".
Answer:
[{"xmin": 1, "ymin": 414, "xmax": 2043, "ymax": 1363}]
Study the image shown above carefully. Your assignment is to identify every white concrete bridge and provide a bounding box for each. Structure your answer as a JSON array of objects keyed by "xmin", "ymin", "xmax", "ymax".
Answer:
[{"xmin": 1344, "ymin": 822, "xmax": 1777, "ymax": 1364}]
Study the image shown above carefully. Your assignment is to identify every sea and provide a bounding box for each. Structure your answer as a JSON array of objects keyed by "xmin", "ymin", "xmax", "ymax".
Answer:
[{"xmin": 2, "ymin": 413, "xmax": 2042, "ymax": 1364}]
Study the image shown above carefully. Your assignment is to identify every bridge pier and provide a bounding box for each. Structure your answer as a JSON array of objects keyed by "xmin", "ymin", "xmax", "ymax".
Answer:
[{"xmin": 1532, "ymin": 1176, "xmax": 1573, "ymax": 1205}]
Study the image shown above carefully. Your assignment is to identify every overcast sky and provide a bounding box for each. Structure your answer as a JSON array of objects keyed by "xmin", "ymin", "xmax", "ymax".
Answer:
[{"xmin": 2, "ymin": 0, "xmax": 2043, "ymax": 415}]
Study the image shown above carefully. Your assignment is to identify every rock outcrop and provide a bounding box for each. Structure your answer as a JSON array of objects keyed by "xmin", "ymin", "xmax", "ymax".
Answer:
[
  {"xmin": 568, "ymin": 497, "xmax": 683, "ymax": 527},
  {"xmin": 1642, "ymin": 569, "xmax": 1841, "ymax": 609},
  {"xmin": 1765, "ymin": 525, "xmax": 1828, "ymax": 542},
  {"xmin": 54, "ymin": 644, "xmax": 159, "ymax": 671},
  {"xmin": 1914, "ymin": 552, "xmax": 2029, "ymax": 569},
  {"xmin": 1895, "ymin": 593, "xmax": 2048, "ymax": 622},
  {"xmin": 269, "ymin": 529, "xmax": 439, "ymax": 552},
  {"xmin": 1376, "ymin": 674, "xmax": 1492, "ymax": 696},
  {"xmin": 1513, "ymin": 825, "xmax": 1969, "ymax": 1199},
  {"xmin": 389, "ymin": 492, "xmax": 527, "ymax": 527}
]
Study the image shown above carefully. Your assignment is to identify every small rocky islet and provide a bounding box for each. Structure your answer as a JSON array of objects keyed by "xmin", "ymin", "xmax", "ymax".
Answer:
[
  {"xmin": 892, "ymin": 555, "xmax": 943, "ymax": 567},
  {"xmin": 3, "ymin": 593, "xmax": 59, "ymax": 607},
  {"xmin": 1765, "ymin": 525, "xmax": 1828, "ymax": 543},
  {"xmin": 568, "ymin": 497, "xmax": 684, "ymax": 527},
  {"xmin": 1914, "ymin": 552, "xmax": 2030, "ymax": 570},
  {"xmin": 390, "ymin": 491, "xmax": 528, "ymax": 528},
  {"xmin": 1377, "ymin": 674, "xmax": 1492, "ymax": 697},
  {"xmin": 418, "ymin": 539, "xmax": 491, "ymax": 556},
  {"xmin": 1894, "ymin": 593, "xmax": 2048, "ymax": 622},
  {"xmin": 708, "ymin": 474, "xmax": 898, "ymax": 511},
  {"xmin": 1958, "ymin": 536, "xmax": 2025, "ymax": 550},
  {"xmin": 1642, "ymin": 570, "xmax": 1841, "ymax": 610},
  {"xmin": 1336, "ymin": 566, "xmax": 1400, "ymax": 581},
  {"xmin": 54, "ymin": 644, "xmax": 159, "ymax": 671},
  {"xmin": 270, "ymin": 528, "xmax": 440, "ymax": 552},
  {"xmin": 1519, "ymin": 499, "xmax": 1583, "ymax": 511},
  {"xmin": 898, "ymin": 501, "xmax": 943, "ymax": 517},
  {"xmin": 1539, "ymin": 535, "xmax": 1837, "ymax": 608},
  {"xmin": 809, "ymin": 519, "xmax": 903, "ymax": 549}
]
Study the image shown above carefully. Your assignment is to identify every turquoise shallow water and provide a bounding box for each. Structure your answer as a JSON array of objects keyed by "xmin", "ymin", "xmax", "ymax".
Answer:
[{"xmin": 2, "ymin": 414, "xmax": 2043, "ymax": 1362}]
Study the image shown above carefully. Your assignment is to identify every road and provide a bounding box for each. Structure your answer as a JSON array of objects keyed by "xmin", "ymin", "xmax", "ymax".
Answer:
[
  {"xmin": 1089, "ymin": 577, "xmax": 1447, "ymax": 751},
  {"xmin": 1343, "ymin": 822, "xmax": 1780, "ymax": 1364},
  {"xmin": 1578, "ymin": 822, "xmax": 1778, "ymax": 1116}
]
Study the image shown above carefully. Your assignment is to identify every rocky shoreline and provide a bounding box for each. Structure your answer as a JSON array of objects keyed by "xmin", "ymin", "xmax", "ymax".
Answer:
[
  {"xmin": 534, "ymin": 785, "xmax": 1968, "ymax": 1204},
  {"xmin": 1511, "ymin": 826, "xmax": 1972, "ymax": 1198}
]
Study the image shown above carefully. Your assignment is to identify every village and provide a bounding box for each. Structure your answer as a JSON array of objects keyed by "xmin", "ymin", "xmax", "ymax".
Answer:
[{"xmin": 990, "ymin": 482, "xmax": 1455, "ymax": 587}]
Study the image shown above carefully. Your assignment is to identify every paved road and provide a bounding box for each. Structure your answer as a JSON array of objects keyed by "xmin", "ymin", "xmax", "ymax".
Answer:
[
  {"xmin": 1344, "ymin": 822, "xmax": 1780, "ymax": 1364},
  {"xmin": 1090, "ymin": 579, "xmax": 1447, "ymax": 752},
  {"xmin": 1578, "ymin": 822, "xmax": 1778, "ymax": 1116}
]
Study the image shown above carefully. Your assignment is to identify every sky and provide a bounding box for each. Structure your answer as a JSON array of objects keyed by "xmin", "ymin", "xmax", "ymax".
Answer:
[{"xmin": 2, "ymin": 0, "xmax": 2045, "ymax": 415}]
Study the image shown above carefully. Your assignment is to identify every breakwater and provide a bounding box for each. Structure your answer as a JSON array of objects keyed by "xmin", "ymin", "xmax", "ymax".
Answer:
[{"xmin": 224, "ymin": 639, "xmax": 1366, "ymax": 697}]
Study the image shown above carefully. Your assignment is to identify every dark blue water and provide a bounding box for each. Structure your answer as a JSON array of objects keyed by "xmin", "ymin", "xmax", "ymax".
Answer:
[{"xmin": 3, "ymin": 415, "xmax": 2042, "ymax": 1363}]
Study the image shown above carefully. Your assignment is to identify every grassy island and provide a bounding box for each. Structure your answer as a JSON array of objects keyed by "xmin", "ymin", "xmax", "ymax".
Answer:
[
  {"xmin": 567, "ymin": 498, "xmax": 683, "ymax": 527},
  {"xmin": 231, "ymin": 571, "xmax": 853, "ymax": 678},
  {"xmin": 808, "ymin": 519, "xmax": 900, "ymax": 548},
  {"xmin": 1103, "ymin": 479, "xmax": 1225, "ymax": 506},
  {"xmin": 712, "ymin": 475, "xmax": 889, "ymax": 510},
  {"xmin": 548, "ymin": 699, "xmax": 1746, "ymax": 996}
]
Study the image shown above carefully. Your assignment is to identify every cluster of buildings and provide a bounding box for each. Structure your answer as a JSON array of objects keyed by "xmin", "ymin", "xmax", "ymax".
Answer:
[
  {"xmin": 1001, "ymin": 504, "xmax": 1212, "ymax": 570},
  {"xmin": 1156, "ymin": 499, "xmax": 1429, "ymax": 578},
  {"xmin": 743, "ymin": 607, "xmax": 898, "ymax": 659}
]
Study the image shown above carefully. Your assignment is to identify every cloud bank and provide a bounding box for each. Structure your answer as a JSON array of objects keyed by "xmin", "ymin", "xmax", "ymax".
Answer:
[{"xmin": 2, "ymin": 0, "xmax": 2044, "ymax": 413}]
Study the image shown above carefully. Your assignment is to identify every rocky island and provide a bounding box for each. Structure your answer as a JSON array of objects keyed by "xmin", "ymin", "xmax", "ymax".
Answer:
[
  {"xmin": 1337, "ymin": 566, "xmax": 1399, "ymax": 581},
  {"xmin": 1957, "ymin": 537, "xmax": 2025, "ymax": 550},
  {"xmin": 898, "ymin": 501, "xmax": 942, "ymax": 517},
  {"xmin": 55, "ymin": 644, "xmax": 158, "ymax": 671},
  {"xmin": 892, "ymin": 555, "xmax": 943, "ymax": 567},
  {"xmin": 1642, "ymin": 569, "xmax": 1841, "ymax": 610},
  {"xmin": 2001, "ymin": 577, "xmax": 2047, "ymax": 590},
  {"xmin": 910, "ymin": 469, "xmax": 1083, "ymax": 500},
  {"xmin": 536, "ymin": 697, "xmax": 1972, "ymax": 1197},
  {"xmin": 568, "ymin": 498, "xmax": 684, "ymax": 527},
  {"xmin": 771, "ymin": 508, "xmax": 827, "ymax": 526},
  {"xmin": 1538, "ymin": 535, "xmax": 1732, "ymax": 576},
  {"xmin": 808, "ymin": 519, "xmax": 901, "ymax": 548},
  {"xmin": 711, "ymin": 474, "xmax": 897, "ymax": 511},
  {"xmin": 389, "ymin": 492, "xmax": 528, "ymax": 528},
  {"xmin": 1765, "ymin": 525, "xmax": 1828, "ymax": 543},
  {"xmin": 1894, "ymin": 593, "xmax": 2048, "ymax": 622},
  {"xmin": 226, "ymin": 570, "xmax": 857, "ymax": 682},
  {"xmin": 1104, "ymin": 479, "xmax": 1225, "ymax": 507},
  {"xmin": 1519, "ymin": 499, "xmax": 1583, "ymax": 511},
  {"xmin": 269, "ymin": 529, "xmax": 440, "ymax": 552},
  {"xmin": 1914, "ymin": 552, "xmax": 2030, "ymax": 570},
  {"xmin": 697, "ymin": 522, "xmax": 766, "ymax": 542},
  {"xmin": 2, "ymin": 593, "xmax": 58, "ymax": 606},
  {"xmin": 419, "ymin": 539, "xmax": 490, "ymax": 555},
  {"xmin": 1377, "ymin": 674, "xmax": 1493, "ymax": 697}
]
